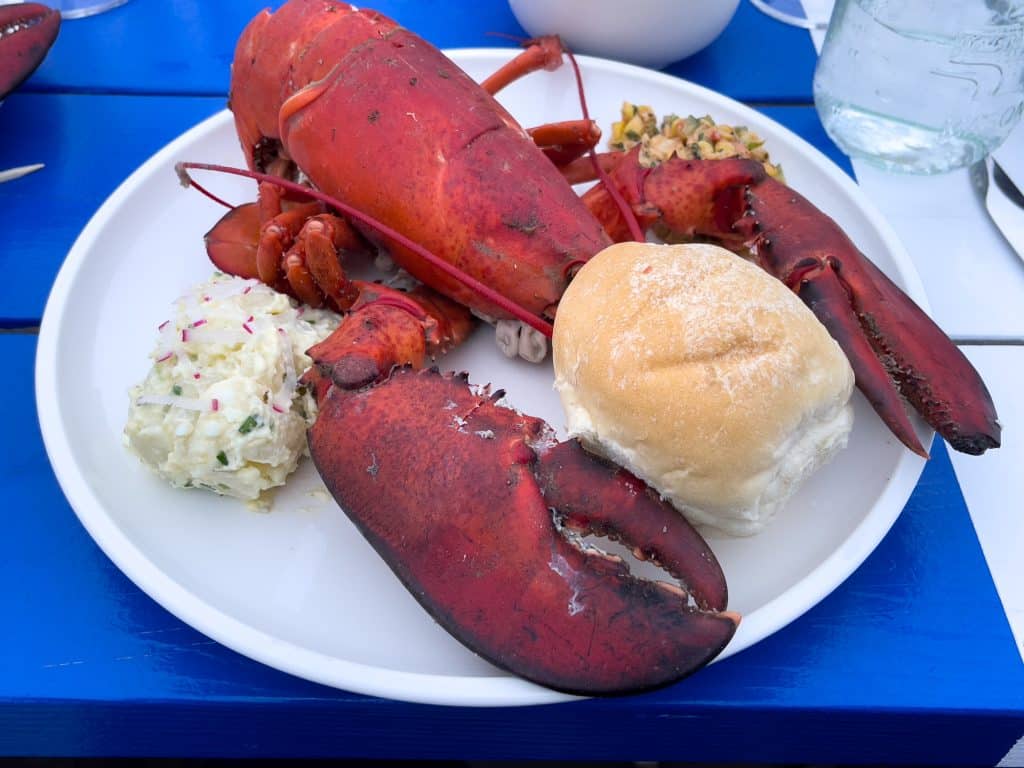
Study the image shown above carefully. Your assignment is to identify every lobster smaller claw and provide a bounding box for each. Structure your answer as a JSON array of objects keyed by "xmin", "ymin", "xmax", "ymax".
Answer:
[
  {"xmin": 581, "ymin": 150, "xmax": 1001, "ymax": 456},
  {"xmin": 0, "ymin": 3, "xmax": 60, "ymax": 100}
]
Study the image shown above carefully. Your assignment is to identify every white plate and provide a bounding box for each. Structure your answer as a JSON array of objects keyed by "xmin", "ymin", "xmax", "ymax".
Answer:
[{"xmin": 36, "ymin": 50, "xmax": 929, "ymax": 707}]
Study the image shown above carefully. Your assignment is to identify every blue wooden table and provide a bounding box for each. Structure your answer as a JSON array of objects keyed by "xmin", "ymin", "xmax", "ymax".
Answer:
[{"xmin": 3, "ymin": 1, "xmax": 1022, "ymax": 763}]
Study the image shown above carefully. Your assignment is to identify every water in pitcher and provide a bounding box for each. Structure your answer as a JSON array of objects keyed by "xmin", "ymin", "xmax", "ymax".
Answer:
[{"xmin": 813, "ymin": 0, "xmax": 1024, "ymax": 174}]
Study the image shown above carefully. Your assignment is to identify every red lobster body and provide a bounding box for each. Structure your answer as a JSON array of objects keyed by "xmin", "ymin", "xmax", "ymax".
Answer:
[
  {"xmin": 216, "ymin": 0, "xmax": 737, "ymax": 695},
  {"xmin": 231, "ymin": 0, "xmax": 610, "ymax": 321}
]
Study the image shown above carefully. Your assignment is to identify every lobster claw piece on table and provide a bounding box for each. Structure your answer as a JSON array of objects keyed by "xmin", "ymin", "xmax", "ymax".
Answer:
[
  {"xmin": 0, "ymin": 4, "xmax": 60, "ymax": 100},
  {"xmin": 309, "ymin": 365, "xmax": 739, "ymax": 695}
]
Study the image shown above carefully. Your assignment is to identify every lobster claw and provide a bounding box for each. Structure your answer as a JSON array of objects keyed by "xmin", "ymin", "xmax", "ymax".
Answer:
[
  {"xmin": 309, "ymin": 366, "xmax": 738, "ymax": 695},
  {"xmin": 0, "ymin": 3, "xmax": 60, "ymax": 100},
  {"xmin": 582, "ymin": 151, "xmax": 1001, "ymax": 457},
  {"xmin": 732, "ymin": 170, "xmax": 1001, "ymax": 456}
]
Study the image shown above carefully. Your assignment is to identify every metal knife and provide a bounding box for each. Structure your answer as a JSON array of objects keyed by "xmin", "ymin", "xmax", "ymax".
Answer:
[{"xmin": 971, "ymin": 155, "xmax": 1024, "ymax": 263}]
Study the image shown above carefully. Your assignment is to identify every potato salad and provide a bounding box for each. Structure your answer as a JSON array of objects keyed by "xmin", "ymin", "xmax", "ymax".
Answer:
[{"xmin": 124, "ymin": 274, "xmax": 340, "ymax": 506}]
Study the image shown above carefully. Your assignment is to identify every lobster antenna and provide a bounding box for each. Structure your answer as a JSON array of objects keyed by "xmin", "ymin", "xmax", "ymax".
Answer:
[
  {"xmin": 177, "ymin": 171, "xmax": 236, "ymax": 210},
  {"xmin": 176, "ymin": 161, "xmax": 555, "ymax": 338},
  {"xmin": 564, "ymin": 48, "xmax": 645, "ymax": 244},
  {"xmin": 485, "ymin": 30, "xmax": 530, "ymax": 45}
]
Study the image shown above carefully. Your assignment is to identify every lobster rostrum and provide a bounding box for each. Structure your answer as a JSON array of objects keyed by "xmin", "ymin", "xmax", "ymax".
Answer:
[{"xmin": 187, "ymin": 0, "xmax": 1000, "ymax": 693}]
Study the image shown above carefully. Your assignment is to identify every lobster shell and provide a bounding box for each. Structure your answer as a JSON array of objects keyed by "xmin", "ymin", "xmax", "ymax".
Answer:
[{"xmin": 0, "ymin": 3, "xmax": 60, "ymax": 100}]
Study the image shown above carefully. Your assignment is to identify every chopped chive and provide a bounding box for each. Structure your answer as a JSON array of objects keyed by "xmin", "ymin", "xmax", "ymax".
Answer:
[
  {"xmin": 216, "ymin": 451, "xmax": 228, "ymax": 466},
  {"xmin": 238, "ymin": 415, "xmax": 259, "ymax": 434},
  {"xmin": 172, "ymin": 385, "xmax": 183, "ymax": 396}
]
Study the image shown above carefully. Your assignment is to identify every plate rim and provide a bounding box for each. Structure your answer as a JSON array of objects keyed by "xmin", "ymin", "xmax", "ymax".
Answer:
[{"xmin": 35, "ymin": 48, "xmax": 928, "ymax": 707}]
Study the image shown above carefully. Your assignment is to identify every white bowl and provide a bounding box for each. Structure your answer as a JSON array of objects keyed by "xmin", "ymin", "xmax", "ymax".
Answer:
[{"xmin": 508, "ymin": 0, "xmax": 741, "ymax": 69}]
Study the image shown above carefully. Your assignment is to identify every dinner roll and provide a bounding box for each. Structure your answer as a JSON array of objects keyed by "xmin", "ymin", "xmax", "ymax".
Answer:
[{"xmin": 552, "ymin": 242, "xmax": 854, "ymax": 536}]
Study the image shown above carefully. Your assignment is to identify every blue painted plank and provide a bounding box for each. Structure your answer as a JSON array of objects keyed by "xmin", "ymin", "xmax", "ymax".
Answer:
[
  {"xmin": 762, "ymin": 103, "xmax": 852, "ymax": 174},
  {"xmin": 2, "ymin": 702, "xmax": 1021, "ymax": 764},
  {"xmin": 22, "ymin": 0, "xmax": 817, "ymax": 103},
  {"xmin": 0, "ymin": 97, "xmax": 841, "ymax": 326},
  {"xmin": 5, "ymin": 331, "xmax": 1023, "ymax": 762},
  {"xmin": 0, "ymin": 93, "xmax": 225, "ymax": 327}
]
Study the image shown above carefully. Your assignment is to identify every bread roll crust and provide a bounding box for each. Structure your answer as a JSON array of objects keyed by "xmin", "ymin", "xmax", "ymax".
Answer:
[{"xmin": 553, "ymin": 242, "xmax": 854, "ymax": 536}]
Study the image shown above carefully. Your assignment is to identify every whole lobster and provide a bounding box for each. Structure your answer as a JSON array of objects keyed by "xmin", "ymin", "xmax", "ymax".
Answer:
[{"xmin": 187, "ymin": 0, "xmax": 999, "ymax": 694}]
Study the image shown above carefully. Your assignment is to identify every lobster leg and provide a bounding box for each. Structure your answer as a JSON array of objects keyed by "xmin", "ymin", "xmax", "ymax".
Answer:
[
  {"xmin": 476, "ymin": 36, "xmax": 603, "ymax": 168},
  {"xmin": 309, "ymin": 365, "xmax": 737, "ymax": 695},
  {"xmin": 284, "ymin": 213, "xmax": 365, "ymax": 311},
  {"xmin": 256, "ymin": 201, "xmax": 328, "ymax": 292},
  {"xmin": 205, "ymin": 196, "xmax": 369, "ymax": 312},
  {"xmin": 559, "ymin": 151, "xmax": 622, "ymax": 185},
  {"xmin": 254, "ymin": 175, "xmax": 371, "ymax": 312},
  {"xmin": 527, "ymin": 119, "xmax": 603, "ymax": 167},
  {"xmin": 479, "ymin": 35, "xmax": 565, "ymax": 95}
]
